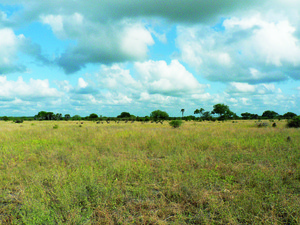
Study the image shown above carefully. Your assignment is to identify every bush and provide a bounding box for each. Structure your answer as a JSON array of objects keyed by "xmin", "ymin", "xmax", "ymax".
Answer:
[
  {"xmin": 169, "ymin": 120, "xmax": 183, "ymax": 128},
  {"xmin": 287, "ymin": 116, "xmax": 300, "ymax": 128},
  {"xmin": 53, "ymin": 124, "xmax": 59, "ymax": 129}
]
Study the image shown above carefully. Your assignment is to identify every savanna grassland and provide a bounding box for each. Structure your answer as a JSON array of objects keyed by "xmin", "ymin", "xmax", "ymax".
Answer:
[{"xmin": 0, "ymin": 120, "xmax": 299, "ymax": 224}]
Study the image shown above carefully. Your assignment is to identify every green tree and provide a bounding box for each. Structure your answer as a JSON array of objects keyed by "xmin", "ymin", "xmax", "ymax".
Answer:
[
  {"xmin": 194, "ymin": 109, "xmax": 200, "ymax": 116},
  {"xmin": 1, "ymin": 116, "xmax": 9, "ymax": 121},
  {"xmin": 241, "ymin": 112, "xmax": 252, "ymax": 119},
  {"xmin": 89, "ymin": 113, "xmax": 98, "ymax": 120},
  {"xmin": 117, "ymin": 112, "xmax": 131, "ymax": 118},
  {"xmin": 64, "ymin": 114, "xmax": 71, "ymax": 121},
  {"xmin": 262, "ymin": 110, "xmax": 279, "ymax": 119},
  {"xmin": 241, "ymin": 112, "xmax": 258, "ymax": 120},
  {"xmin": 55, "ymin": 113, "xmax": 62, "ymax": 120},
  {"xmin": 72, "ymin": 115, "xmax": 81, "ymax": 120},
  {"xmin": 34, "ymin": 111, "xmax": 56, "ymax": 120},
  {"xmin": 194, "ymin": 108, "xmax": 205, "ymax": 118},
  {"xmin": 202, "ymin": 111, "xmax": 212, "ymax": 120},
  {"xmin": 283, "ymin": 112, "xmax": 297, "ymax": 119},
  {"xmin": 150, "ymin": 110, "xmax": 169, "ymax": 120},
  {"xmin": 211, "ymin": 104, "xmax": 232, "ymax": 119}
]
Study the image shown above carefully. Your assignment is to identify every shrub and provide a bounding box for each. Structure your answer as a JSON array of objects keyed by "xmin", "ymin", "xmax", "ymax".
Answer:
[
  {"xmin": 53, "ymin": 124, "xmax": 59, "ymax": 129},
  {"xmin": 169, "ymin": 120, "xmax": 183, "ymax": 128},
  {"xmin": 287, "ymin": 116, "xmax": 300, "ymax": 128}
]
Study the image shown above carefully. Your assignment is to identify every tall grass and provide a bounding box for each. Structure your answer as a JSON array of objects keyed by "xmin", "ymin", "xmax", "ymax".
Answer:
[{"xmin": 0, "ymin": 120, "xmax": 299, "ymax": 224}]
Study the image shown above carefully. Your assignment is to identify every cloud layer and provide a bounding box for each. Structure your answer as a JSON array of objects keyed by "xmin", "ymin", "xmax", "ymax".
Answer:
[{"xmin": 0, "ymin": 0, "xmax": 300, "ymax": 116}]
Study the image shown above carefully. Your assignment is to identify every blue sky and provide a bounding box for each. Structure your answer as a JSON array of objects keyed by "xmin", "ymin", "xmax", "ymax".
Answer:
[{"xmin": 0, "ymin": 0, "xmax": 300, "ymax": 117}]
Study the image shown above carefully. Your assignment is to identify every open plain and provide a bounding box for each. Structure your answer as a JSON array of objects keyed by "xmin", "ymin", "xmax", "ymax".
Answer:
[{"xmin": 0, "ymin": 120, "xmax": 299, "ymax": 224}]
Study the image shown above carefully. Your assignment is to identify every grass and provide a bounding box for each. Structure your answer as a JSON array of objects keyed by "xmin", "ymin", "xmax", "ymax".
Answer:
[{"xmin": 0, "ymin": 120, "xmax": 299, "ymax": 224}]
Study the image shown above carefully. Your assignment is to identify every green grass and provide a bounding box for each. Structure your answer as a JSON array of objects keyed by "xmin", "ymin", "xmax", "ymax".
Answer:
[{"xmin": 0, "ymin": 120, "xmax": 299, "ymax": 224}]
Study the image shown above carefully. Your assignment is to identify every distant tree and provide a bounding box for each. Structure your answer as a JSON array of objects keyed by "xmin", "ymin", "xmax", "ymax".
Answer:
[
  {"xmin": 1, "ymin": 116, "xmax": 9, "ymax": 121},
  {"xmin": 55, "ymin": 113, "xmax": 62, "ymax": 120},
  {"xmin": 250, "ymin": 114, "xmax": 259, "ymax": 119},
  {"xmin": 64, "ymin": 114, "xmax": 71, "ymax": 121},
  {"xmin": 72, "ymin": 115, "xmax": 81, "ymax": 120},
  {"xmin": 194, "ymin": 108, "xmax": 204, "ymax": 118},
  {"xmin": 241, "ymin": 112, "xmax": 252, "ymax": 120},
  {"xmin": 241, "ymin": 112, "xmax": 258, "ymax": 119},
  {"xmin": 34, "ymin": 111, "xmax": 56, "ymax": 120},
  {"xmin": 34, "ymin": 111, "xmax": 47, "ymax": 120},
  {"xmin": 117, "ymin": 112, "xmax": 131, "ymax": 118},
  {"xmin": 262, "ymin": 110, "xmax": 279, "ymax": 119},
  {"xmin": 181, "ymin": 109, "xmax": 185, "ymax": 118},
  {"xmin": 46, "ymin": 112, "xmax": 55, "ymax": 120},
  {"xmin": 199, "ymin": 108, "xmax": 205, "ymax": 116},
  {"xmin": 150, "ymin": 110, "xmax": 169, "ymax": 120},
  {"xmin": 212, "ymin": 104, "xmax": 229, "ymax": 117},
  {"xmin": 211, "ymin": 103, "xmax": 235, "ymax": 120},
  {"xmin": 202, "ymin": 111, "xmax": 212, "ymax": 120},
  {"xmin": 89, "ymin": 113, "xmax": 98, "ymax": 120},
  {"xmin": 283, "ymin": 112, "xmax": 297, "ymax": 119}
]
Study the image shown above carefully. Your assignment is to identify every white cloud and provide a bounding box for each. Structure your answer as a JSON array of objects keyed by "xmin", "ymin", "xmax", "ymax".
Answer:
[
  {"xmin": 0, "ymin": 28, "xmax": 23, "ymax": 72},
  {"xmin": 0, "ymin": 76, "xmax": 62, "ymax": 101},
  {"xmin": 120, "ymin": 22, "xmax": 154, "ymax": 59},
  {"xmin": 41, "ymin": 14, "xmax": 64, "ymax": 35},
  {"xmin": 227, "ymin": 82, "xmax": 281, "ymax": 95},
  {"xmin": 177, "ymin": 14, "xmax": 300, "ymax": 83},
  {"xmin": 96, "ymin": 64, "xmax": 142, "ymax": 93},
  {"xmin": 41, "ymin": 13, "xmax": 155, "ymax": 73},
  {"xmin": 134, "ymin": 59, "xmax": 207, "ymax": 95},
  {"xmin": 78, "ymin": 78, "xmax": 88, "ymax": 89}
]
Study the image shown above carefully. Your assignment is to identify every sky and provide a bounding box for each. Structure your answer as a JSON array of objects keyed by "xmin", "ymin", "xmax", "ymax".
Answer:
[{"xmin": 0, "ymin": 0, "xmax": 300, "ymax": 117}]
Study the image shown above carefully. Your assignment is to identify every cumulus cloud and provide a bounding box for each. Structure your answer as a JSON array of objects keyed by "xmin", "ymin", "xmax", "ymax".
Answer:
[
  {"xmin": 4, "ymin": 0, "xmax": 268, "ymax": 74},
  {"xmin": 0, "ymin": 28, "xmax": 25, "ymax": 73},
  {"xmin": 134, "ymin": 60, "xmax": 207, "ymax": 96},
  {"xmin": 227, "ymin": 82, "xmax": 282, "ymax": 95},
  {"xmin": 176, "ymin": 14, "xmax": 300, "ymax": 83},
  {"xmin": 0, "ymin": 28, "xmax": 50, "ymax": 73},
  {"xmin": 41, "ymin": 14, "xmax": 154, "ymax": 73},
  {"xmin": 0, "ymin": 76, "xmax": 62, "ymax": 101}
]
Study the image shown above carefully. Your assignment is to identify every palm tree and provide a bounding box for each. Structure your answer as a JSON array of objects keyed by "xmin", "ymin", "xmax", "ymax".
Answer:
[
  {"xmin": 194, "ymin": 109, "xmax": 200, "ymax": 117},
  {"xmin": 181, "ymin": 109, "xmax": 185, "ymax": 118}
]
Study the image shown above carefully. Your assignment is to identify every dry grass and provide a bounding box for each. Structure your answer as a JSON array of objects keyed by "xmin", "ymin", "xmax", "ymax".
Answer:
[{"xmin": 0, "ymin": 120, "xmax": 299, "ymax": 224}]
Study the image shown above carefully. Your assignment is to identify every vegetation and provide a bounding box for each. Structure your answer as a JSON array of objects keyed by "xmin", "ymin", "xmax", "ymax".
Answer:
[
  {"xmin": 211, "ymin": 103, "xmax": 236, "ymax": 120},
  {"xmin": 262, "ymin": 110, "xmax": 279, "ymax": 119},
  {"xmin": 1, "ymin": 103, "xmax": 297, "ymax": 123},
  {"xmin": 169, "ymin": 120, "xmax": 183, "ymax": 128},
  {"xmin": 283, "ymin": 112, "xmax": 297, "ymax": 119},
  {"xmin": 0, "ymin": 120, "xmax": 299, "ymax": 224},
  {"xmin": 287, "ymin": 116, "xmax": 300, "ymax": 128},
  {"xmin": 150, "ymin": 110, "xmax": 169, "ymax": 120}
]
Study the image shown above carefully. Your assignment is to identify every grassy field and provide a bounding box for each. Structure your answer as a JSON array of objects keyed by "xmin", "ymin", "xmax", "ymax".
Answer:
[{"xmin": 0, "ymin": 120, "xmax": 299, "ymax": 224}]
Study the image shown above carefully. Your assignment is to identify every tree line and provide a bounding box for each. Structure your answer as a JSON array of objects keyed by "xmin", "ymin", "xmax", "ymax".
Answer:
[{"xmin": 0, "ymin": 103, "xmax": 298, "ymax": 122}]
